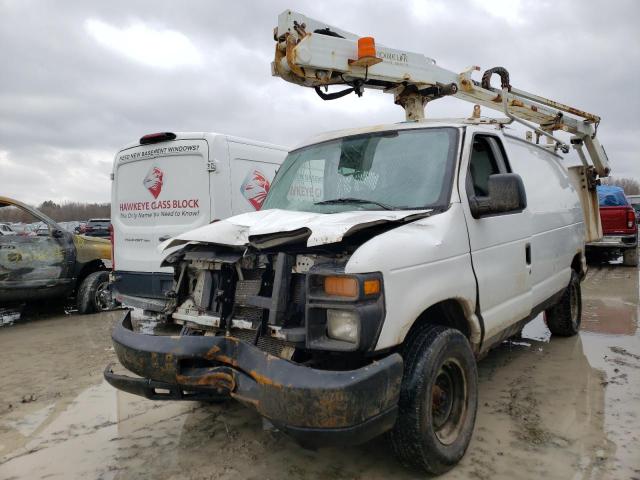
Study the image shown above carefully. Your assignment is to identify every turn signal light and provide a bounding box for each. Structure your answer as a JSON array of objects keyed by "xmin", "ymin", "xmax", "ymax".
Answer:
[
  {"xmin": 358, "ymin": 37, "xmax": 376, "ymax": 59},
  {"xmin": 324, "ymin": 276, "xmax": 358, "ymax": 298},
  {"xmin": 363, "ymin": 279, "xmax": 381, "ymax": 296}
]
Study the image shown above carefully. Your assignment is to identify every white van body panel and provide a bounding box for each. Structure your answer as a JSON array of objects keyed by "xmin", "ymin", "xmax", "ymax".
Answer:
[
  {"xmin": 114, "ymin": 138, "xmax": 211, "ymax": 273},
  {"xmin": 111, "ymin": 132, "xmax": 287, "ymax": 303},
  {"xmin": 345, "ymin": 203, "xmax": 479, "ymax": 350},
  {"xmin": 458, "ymin": 131, "xmax": 533, "ymax": 344},
  {"xmin": 502, "ymin": 136, "xmax": 584, "ymax": 310},
  {"xmin": 206, "ymin": 136, "xmax": 284, "ymax": 222}
]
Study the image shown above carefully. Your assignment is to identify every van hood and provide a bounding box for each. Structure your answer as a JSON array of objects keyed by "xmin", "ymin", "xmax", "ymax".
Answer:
[{"xmin": 160, "ymin": 208, "xmax": 431, "ymax": 251}]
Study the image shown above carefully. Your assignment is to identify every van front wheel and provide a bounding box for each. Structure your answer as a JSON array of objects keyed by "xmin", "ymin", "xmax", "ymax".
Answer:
[{"xmin": 390, "ymin": 325, "xmax": 478, "ymax": 475}]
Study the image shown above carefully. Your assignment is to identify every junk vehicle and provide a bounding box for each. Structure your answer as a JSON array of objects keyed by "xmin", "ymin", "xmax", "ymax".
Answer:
[
  {"xmin": 105, "ymin": 10, "xmax": 610, "ymax": 475},
  {"xmin": 0, "ymin": 196, "xmax": 114, "ymax": 313},
  {"xmin": 586, "ymin": 185, "xmax": 637, "ymax": 266},
  {"xmin": 109, "ymin": 132, "xmax": 287, "ymax": 318},
  {"xmin": 0, "ymin": 223, "xmax": 17, "ymax": 236},
  {"xmin": 626, "ymin": 194, "xmax": 640, "ymax": 221},
  {"xmin": 83, "ymin": 218, "xmax": 111, "ymax": 238}
]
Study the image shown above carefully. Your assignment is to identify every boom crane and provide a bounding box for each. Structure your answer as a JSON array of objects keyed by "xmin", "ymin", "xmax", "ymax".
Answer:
[{"xmin": 271, "ymin": 9, "xmax": 609, "ymax": 241}]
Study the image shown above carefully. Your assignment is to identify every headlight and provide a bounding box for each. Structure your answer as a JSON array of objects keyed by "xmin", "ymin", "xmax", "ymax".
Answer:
[{"xmin": 326, "ymin": 309, "xmax": 359, "ymax": 343}]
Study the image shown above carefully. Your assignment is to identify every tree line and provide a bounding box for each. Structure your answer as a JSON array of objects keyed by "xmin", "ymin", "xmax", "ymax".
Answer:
[
  {"xmin": 601, "ymin": 177, "xmax": 640, "ymax": 195},
  {"xmin": 0, "ymin": 201, "xmax": 111, "ymax": 223}
]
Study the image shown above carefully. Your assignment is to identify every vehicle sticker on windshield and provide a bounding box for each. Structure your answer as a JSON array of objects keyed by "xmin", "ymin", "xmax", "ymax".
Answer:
[{"xmin": 286, "ymin": 159, "xmax": 324, "ymax": 203}]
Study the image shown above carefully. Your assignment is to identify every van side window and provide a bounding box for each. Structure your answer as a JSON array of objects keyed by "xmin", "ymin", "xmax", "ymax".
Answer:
[{"xmin": 467, "ymin": 136, "xmax": 510, "ymax": 197}]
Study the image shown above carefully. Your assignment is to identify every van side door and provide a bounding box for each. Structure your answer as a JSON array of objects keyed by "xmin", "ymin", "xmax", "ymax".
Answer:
[
  {"xmin": 504, "ymin": 136, "xmax": 583, "ymax": 310},
  {"xmin": 460, "ymin": 133, "xmax": 533, "ymax": 347}
]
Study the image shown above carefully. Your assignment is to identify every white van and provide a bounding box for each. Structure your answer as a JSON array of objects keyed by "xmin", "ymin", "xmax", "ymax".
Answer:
[
  {"xmin": 110, "ymin": 132, "xmax": 287, "ymax": 313},
  {"xmin": 106, "ymin": 121, "xmax": 587, "ymax": 474}
]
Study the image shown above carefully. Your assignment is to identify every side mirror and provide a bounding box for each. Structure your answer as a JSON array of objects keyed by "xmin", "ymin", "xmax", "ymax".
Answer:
[{"xmin": 470, "ymin": 173, "xmax": 527, "ymax": 218}]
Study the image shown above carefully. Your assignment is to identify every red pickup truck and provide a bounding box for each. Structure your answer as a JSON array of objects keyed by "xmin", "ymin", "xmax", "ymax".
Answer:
[{"xmin": 587, "ymin": 186, "xmax": 638, "ymax": 266}]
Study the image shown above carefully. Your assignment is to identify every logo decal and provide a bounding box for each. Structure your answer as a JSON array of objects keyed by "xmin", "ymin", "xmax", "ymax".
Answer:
[
  {"xmin": 240, "ymin": 169, "xmax": 271, "ymax": 210},
  {"xmin": 143, "ymin": 165, "xmax": 164, "ymax": 199}
]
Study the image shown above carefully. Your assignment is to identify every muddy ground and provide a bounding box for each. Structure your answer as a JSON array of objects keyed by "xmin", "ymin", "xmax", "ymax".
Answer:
[{"xmin": 0, "ymin": 263, "xmax": 639, "ymax": 480}]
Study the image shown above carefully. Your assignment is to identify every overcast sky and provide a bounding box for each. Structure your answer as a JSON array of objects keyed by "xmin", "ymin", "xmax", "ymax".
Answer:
[{"xmin": 1, "ymin": 0, "xmax": 638, "ymax": 205}]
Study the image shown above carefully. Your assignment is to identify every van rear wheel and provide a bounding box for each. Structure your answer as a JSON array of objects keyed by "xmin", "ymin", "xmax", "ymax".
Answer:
[
  {"xmin": 545, "ymin": 271, "xmax": 581, "ymax": 336},
  {"xmin": 390, "ymin": 325, "xmax": 478, "ymax": 475}
]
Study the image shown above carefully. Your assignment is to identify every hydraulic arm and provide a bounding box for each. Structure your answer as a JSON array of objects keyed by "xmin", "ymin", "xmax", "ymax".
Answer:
[
  {"xmin": 271, "ymin": 10, "xmax": 609, "ymax": 179},
  {"xmin": 271, "ymin": 9, "xmax": 608, "ymax": 241}
]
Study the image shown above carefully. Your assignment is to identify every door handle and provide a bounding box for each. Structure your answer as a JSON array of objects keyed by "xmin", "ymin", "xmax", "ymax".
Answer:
[{"xmin": 525, "ymin": 243, "xmax": 531, "ymax": 266}]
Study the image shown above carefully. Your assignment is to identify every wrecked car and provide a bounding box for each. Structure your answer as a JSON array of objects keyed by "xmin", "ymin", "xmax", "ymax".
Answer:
[
  {"xmin": 105, "ymin": 122, "xmax": 587, "ymax": 473},
  {"xmin": 0, "ymin": 196, "xmax": 114, "ymax": 313}
]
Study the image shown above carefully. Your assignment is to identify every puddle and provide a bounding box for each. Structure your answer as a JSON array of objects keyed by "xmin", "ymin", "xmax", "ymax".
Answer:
[
  {"xmin": 581, "ymin": 266, "xmax": 638, "ymax": 336},
  {"xmin": 3, "ymin": 403, "xmax": 57, "ymax": 437},
  {"xmin": 0, "ymin": 381, "xmax": 195, "ymax": 480}
]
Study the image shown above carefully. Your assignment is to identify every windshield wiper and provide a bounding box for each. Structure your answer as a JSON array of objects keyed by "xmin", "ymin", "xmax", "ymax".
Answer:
[{"xmin": 314, "ymin": 197, "xmax": 394, "ymax": 210}]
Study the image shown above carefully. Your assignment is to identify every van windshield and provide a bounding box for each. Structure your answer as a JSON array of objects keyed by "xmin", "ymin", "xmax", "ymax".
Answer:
[{"xmin": 262, "ymin": 127, "xmax": 458, "ymax": 213}]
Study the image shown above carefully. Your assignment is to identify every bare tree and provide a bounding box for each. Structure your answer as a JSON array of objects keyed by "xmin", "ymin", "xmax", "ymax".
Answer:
[
  {"xmin": 0, "ymin": 201, "xmax": 110, "ymax": 223},
  {"xmin": 601, "ymin": 177, "xmax": 640, "ymax": 195}
]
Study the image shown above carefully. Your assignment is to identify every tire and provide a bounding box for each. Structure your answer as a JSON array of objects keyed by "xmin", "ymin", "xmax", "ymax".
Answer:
[
  {"xmin": 623, "ymin": 247, "xmax": 638, "ymax": 267},
  {"xmin": 390, "ymin": 325, "xmax": 478, "ymax": 475},
  {"xmin": 545, "ymin": 270, "xmax": 581, "ymax": 336},
  {"xmin": 76, "ymin": 271, "xmax": 111, "ymax": 314}
]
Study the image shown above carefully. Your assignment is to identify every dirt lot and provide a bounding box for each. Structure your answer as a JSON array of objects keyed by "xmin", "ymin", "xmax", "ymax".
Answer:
[{"xmin": 0, "ymin": 264, "xmax": 639, "ymax": 480}]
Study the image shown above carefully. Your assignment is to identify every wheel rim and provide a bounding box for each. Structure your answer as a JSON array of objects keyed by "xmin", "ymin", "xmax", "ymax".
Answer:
[
  {"xmin": 430, "ymin": 358, "xmax": 467, "ymax": 445},
  {"xmin": 94, "ymin": 281, "xmax": 111, "ymax": 311}
]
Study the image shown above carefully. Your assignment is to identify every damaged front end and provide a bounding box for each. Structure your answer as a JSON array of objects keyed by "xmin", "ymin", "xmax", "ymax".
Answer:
[{"xmin": 105, "ymin": 241, "xmax": 403, "ymax": 446}]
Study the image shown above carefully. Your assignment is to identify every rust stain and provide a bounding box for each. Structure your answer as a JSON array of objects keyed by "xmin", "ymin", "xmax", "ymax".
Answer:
[
  {"xmin": 176, "ymin": 372, "xmax": 235, "ymax": 390},
  {"xmin": 314, "ymin": 392, "xmax": 350, "ymax": 428},
  {"xmin": 249, "ymin": 370, "xmax": 282, "ymax": 388},
  {"xmin": 534, "ymin": 96, "xmax": 600, "ymax": 123},
  {"xmin": 213, "ymin": 354, "xmax": 239, "ymax": 367},
  {"xmin": 230, "ymin": 392, "xmax": 260, "ymax": 407},
  {"xmin": 203, "ymin": 345, "xmax": 221, "ymax": 360},
  {"xmin": 285, "ymin": 33, "xmax": 305, "ymax": 78}
]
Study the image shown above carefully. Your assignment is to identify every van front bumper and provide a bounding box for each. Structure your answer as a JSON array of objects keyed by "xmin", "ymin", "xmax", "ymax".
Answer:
[{"xmin": 104, "ymin": 311, "xmax": 403, "ymax": 447}]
